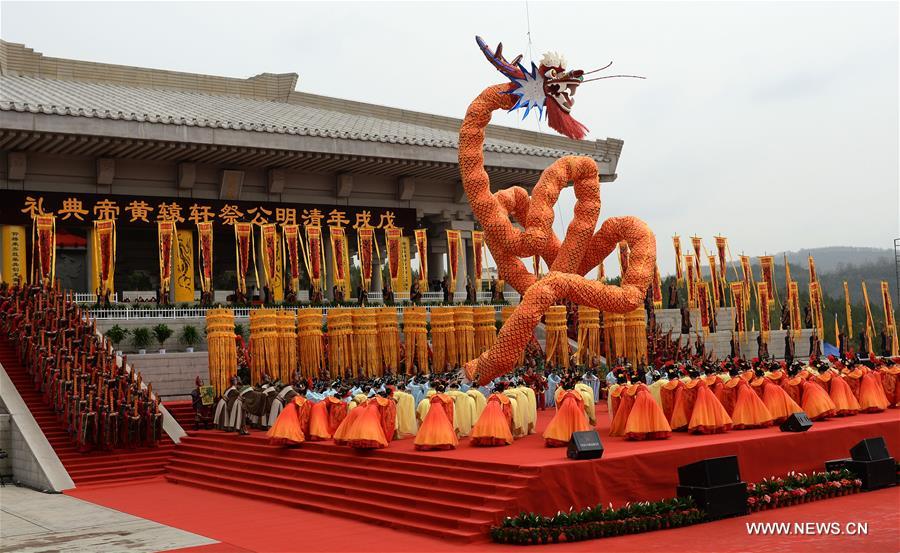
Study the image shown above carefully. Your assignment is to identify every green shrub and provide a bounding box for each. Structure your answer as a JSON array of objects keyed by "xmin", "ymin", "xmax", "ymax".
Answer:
[
  {"xmin": 152, "ymin": 323, "xmax": 173, "ymax": 347},
  {"xmin": 131, "ymin": 327, "xmax": 152, "ymax": 350}
]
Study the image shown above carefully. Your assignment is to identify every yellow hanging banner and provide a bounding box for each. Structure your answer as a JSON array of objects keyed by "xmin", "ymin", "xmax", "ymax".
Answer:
[
  {"xmin": 2, "ymin": 225, "xmax": 28, "ymax": 286},
  {"xmin": 174, "ymin": 228, "xmax": 194, "ymax": 303}
]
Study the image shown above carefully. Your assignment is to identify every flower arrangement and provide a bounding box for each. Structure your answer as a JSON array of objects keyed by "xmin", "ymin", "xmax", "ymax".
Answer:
[
  {"xmin": 746, "ymin": 469, "xmax": 862, "ymax": 512},
  {"xmin": 490, "ymin": 469, "xmax": 866, "ymax": 545},
  {"xmin": 490, "ymin": 497, "xmax": 704, "ymax": 545}
]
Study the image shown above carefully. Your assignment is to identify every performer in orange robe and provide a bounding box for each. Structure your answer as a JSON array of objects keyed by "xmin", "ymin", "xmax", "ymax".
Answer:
[
  {"xmin": 623, "ymin": 384, "xmax": 671, "ymax": 440},
  {"xmin": 856, "ymin": 365, "xmax": 889, "ymax": 412},
  {"xmin": 722, "ymin": 372, "xmax": 773, "ymax": 429},
  {"xmin": 702, "ymin": 368, "xmax": 725, "ymax": 399},
  {"xmin": 342, "ymin": 392, "xmax": 397, "ymax": 449},
  {"xmin": 414, "ymin": 386, "xmax": 458, "ymax": 451},
  {"xmin": 659, "ymin": 368, "xmax": 684, "ymax": 425},
  {"xmin": 812, "ymin": 363, "xmax": 859, "ymax": 416},
  {"xmin": 781, "ymin": 364, "xmax": 808, "ymax": 406},
  {"xmin": 332, "ymin": 393, "xmax": 366, "ymax": 446},
  {"xmin": 267, "ymin": 394, "xmax": 311, "ymax": 446},
  {"xmin": 678, "ymin": 371, "xmax": 732, "ymax": 434},
  {"xmin": 608, "ymin": 375, "xmax": 635, "ymax": 437},
  {"xmin": 879, "ymin": 358, "xmax": 900, "ymax": 407},
  {"xmin": 544, "ymin": 380, "xmax": 592, "ymax": 447},
  {"xmin": 799, "ymin": 376, "xmax": 836, "ymax": 421},
  {"xmin": 751, "ymin": 371, "xmax": 802, "ymax": 425},
  {"xmin": 308, "ymin": 395, "xmax": 349, "ymax": 441},
  {"xmin": 470, "ymin": 382, "xmax": 514, "ymax": 447}
]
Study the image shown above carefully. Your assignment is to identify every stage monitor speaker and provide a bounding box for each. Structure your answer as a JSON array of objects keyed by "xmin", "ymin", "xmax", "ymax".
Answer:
[
  {"xmin": 779, "ymin": 412, "xmax": 813, "ymax": 432},
  {"xmin": 678, "ymin": 456, "xmax": 741, "ymax": 488},
  {"xmin": 847, "ymin": 459, "xmax": 896, "ymax": 490},
  {"xmin": 567, "ymin": 430, "xmax": 604, "ymax": 460},
  {"xmin": 677, "ymin": 482, "xmax": 748, "ymax": 520},
  {"xmin": 825, "ymin": 458, "xmax": 852, "ymax": 472},
  {"xmin": 850, "ymin": 437, "xmax": 890, "ymax": 462}
]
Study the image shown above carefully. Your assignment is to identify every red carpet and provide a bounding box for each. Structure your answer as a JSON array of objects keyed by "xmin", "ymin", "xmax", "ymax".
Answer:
[
  {"xmin": 0, "ymin": 339, "xmax": 176, "ymax": 487},
  {"xmin": 129, "ymin": 400, "xmax": 900, "ymax": 541},
  {"xmin": 66, "ymin": 478, "xmax": 899, "ymax": 553},
  {"xmin": 165, "ymin": 400, "xmax": 195, "ymax": 429}
]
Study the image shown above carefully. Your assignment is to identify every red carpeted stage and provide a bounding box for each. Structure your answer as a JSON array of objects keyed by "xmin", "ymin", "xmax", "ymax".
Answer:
[{"xmin": 130, "ymin": 401, "xmax": 900, "ymax": 541}]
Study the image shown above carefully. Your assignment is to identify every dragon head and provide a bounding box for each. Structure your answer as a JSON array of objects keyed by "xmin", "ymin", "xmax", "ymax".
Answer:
[{"xmin": 476, "ymin": 36, "xmax": 642, "ymax": 140}]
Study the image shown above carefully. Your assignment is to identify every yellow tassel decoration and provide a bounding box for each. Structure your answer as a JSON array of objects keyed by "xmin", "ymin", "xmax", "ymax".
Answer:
[
  {"xmin": 205, "ymin": 308, "xmax": 236, "ymax": 396},
  {"xmin": 377, "ymin": 307, "xmax": 400, "ymax": 374},
  {"xmin": 545, "ymin": 305, "xmax": 570, "ymax": 369},
  {"xmin": 352, "ymin": 308, "xmax": 380, "ymax": 377},
  {"xmin": 297, "ymin": 308, "xmax": 324, "ymax": 379},
  {"xmin": 403, "ymin": 307, "xmax": 428, "ymax": 374},
  {"xmin": 327, "ymin": 308, "xmax": 354, "ymax": 378},
  {"xmin": 473, "ymin": 306, "xmax": 497, "ymax": 356},
  {"xmin": 276, "ymin": 309, "xmax": 297, "ymax": 383},
  {"xmin": 577, "ymin": 306, "xmax": 601, "ymax": 365},
  {"xmin": 454, "ymin": 306, "xmax": 476, "ymax": 366},
  {"xmin": 249, "ymin": 309, "xmax": 279, "ymax": 384}
]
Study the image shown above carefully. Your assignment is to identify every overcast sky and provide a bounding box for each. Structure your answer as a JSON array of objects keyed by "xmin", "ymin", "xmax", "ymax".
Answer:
[{"xmin": 2, "ymin": 1, "xmax": 897, "ymax": 277}]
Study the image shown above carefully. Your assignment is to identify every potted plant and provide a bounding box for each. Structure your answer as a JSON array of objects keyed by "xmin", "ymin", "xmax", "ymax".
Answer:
[
  {"xmin": 180, "ymin": 324, "xmax": 200, "ymax": 353},
  {"xmin": 105, "ymin": 324, "xmax": 129, "ymax": 355},
  {"xmin": 152, "ymin": 323, "xmax": 173, "ymax": 354},
  {"xmin": 131, "ymin": 327, "xmax": 152, "ymax": 354}
]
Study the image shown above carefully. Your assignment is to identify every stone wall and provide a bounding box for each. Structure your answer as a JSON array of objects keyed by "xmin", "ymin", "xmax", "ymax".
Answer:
[
  {"xmin": 128, "ymin": 352, "xmax": 210, "ymax": 401},
  {"xmin": 0, "ymin": 413, "xmax": 11, "ymax": 480},
  {"xmin": 96, "ymin": 318, "xmax": 208, "ymax": 353},
  {"xmin": 654, "ymin": 308, "xmax": 816, "ymax": 360}
]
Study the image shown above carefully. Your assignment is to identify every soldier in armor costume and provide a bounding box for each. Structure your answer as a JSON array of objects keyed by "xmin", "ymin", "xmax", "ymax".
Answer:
[{"xmin": 0, "ymin": 282, "xmax": 164, "ymax": 454}]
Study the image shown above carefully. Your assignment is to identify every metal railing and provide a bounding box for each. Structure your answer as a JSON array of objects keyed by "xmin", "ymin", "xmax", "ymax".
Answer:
[
  {"xmin": 74, "ymin": 292, "xmax": 119, "ymax": 304},
  {"xmin": 86, "ymin": 298, "xmax": 519, "ymax": 321}
]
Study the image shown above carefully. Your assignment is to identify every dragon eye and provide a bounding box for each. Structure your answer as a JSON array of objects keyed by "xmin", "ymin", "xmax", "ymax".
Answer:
[{"xmin": 545, "ymin": 68, "xmax": 557, "ymax": 79}]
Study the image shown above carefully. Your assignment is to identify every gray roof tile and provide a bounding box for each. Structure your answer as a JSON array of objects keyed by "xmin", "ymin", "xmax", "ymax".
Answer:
[{"xmin": 0, "ymin": 75, "xmax": 605, "ymax": 161}]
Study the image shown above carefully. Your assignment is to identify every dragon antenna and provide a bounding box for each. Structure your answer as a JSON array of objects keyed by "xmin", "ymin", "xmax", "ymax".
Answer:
[
  {"xmin": 582, "ymin": 74, "xmax": 647, "ymax": 82},
  {"xmin": 582, "ymin": 61, "xmax": 614, "ymax": 75}
]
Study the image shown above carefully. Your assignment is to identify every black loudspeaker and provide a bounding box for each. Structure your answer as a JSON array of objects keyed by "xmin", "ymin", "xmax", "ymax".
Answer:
[
  {"xmin": 846, "ymin": 459, "xmax": 896, "ymax": 490},
  {"xmin": 779, "ymin": 412, "xmax": 813, "ymax": 432},
  {"xmin": 825, "ymin": 458, "xmax": 852, "ymax": 472},
  {"xmin": 678, "ymin": 456, "xmax": 741, "ymax": 487},
  {"xmin": 850, "ymin": 437, "xmax": 890, "ymax": 462},
  {"xmin": 677, "ymin": 482, "xmax": 748, "ymax": 520},
  {"xmin": 567, "ymin": 430, "xmax": 604, "ymax": 460}
]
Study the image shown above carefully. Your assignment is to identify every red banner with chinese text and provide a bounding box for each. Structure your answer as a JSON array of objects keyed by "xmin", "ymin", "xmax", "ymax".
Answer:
[
  {"xmin": 33, "ymin": 214, "xmax": 56, "ymax": 284},
  {"xmin": 708, "ymin": 255, "xmax": 720, "ymax": 306},
  {"xmin": 881, "ymin": 281, "xmax": 898, "ymax": 355},
  {"xmin": 282, "ymin": 224, "xmax": 300, "ymax": 294},
  {"xmin": 684, "ymin": 254, "xmax": 697, "ymax": 307},
  {"xmin": 329, "ymin": 226, "xmax": 351, "ymax": 294},
  {"xmin": 158, "ymin": 221, "xmax": 176, "ymax": 295},
  {"xmin": 691, "ymin": 236, "xmax": 702, "ymax": 274},
  {"xmin": 731, "ymin": 282, "xmax": 746, "ymax": 334},
  {"xmin": 759, "ymin": 256, "xmax": 776, "ymax": 305},
  {"xmin": 260, "ymin": 224, "xmax": 279, "ymax": 292},
  {"xmin": 197, "ymin": 222, "xmax": 214, "ymax": 293},
  {"xmin": 386, "ymin": 227, "xmax": 403, "ymax": 289},
  {"xmin": 446, "ymin": 229, "xmax": 461, "ymax": 290},
  {"xmin": 414, "ymin": 229, "xmax": 428, "ymax": 286},
  {"xmin": 789, "ymin": 281, "xmax": 802, "ymax": 336},
  {"xmin": 357, "ymin": 227, "xmax": 374, "ymax": 290},
  {"xmin": 472, "ymin": 230, "xmax": 484, "ymax": 290},
  {"xmin": 234, "ymin": 222, "xmax": 253, "ymax": 295},
  {"xmin": 93, "ymin": 219, "xmax": 115, "ymax": 295},
  {"xmin": 304, "ymin": 225, "xmax": 324, "ymax": 293},
  {"xmin": 715, "ymin": 236, "xmax": 728, "ymax": 277},
  {"xmin": 698, "ymin": 281, "xmax": 710, "ymax": 333}
]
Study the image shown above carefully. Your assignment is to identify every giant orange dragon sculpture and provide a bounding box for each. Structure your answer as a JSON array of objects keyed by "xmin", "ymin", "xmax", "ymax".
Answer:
[{"xmin": 462, "ymin": 37, "xmax": 656, "ymax": 385}]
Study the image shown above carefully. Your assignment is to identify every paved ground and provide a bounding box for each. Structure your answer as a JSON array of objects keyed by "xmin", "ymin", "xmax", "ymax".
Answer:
[{"xmin": 0, "ymin": 485, "xmax": 216, "ymax": 553}]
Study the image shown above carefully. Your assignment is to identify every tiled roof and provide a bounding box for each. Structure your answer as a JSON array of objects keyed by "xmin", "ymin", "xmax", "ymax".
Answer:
[{"xmin": 0, "ymin": 75, "xmax": 608, "ymax": 161}]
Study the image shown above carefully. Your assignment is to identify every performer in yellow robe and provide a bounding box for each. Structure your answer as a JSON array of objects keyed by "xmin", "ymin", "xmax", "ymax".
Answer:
[
  {"xmin": 446, "ymin": 384, "xmax": 476, "ymax": 437},
  {"xmin": 574, "ymin": 381, "xmax": 596, "ymax": 424},
  {"xmin": 393, "ymin": 384, "xmax": 418, "ymax": 438},
  {"xmin": 466, "ymin": 386, "xmax": 487, "ymax": 420},
  {"xmin": 501, "ymin": 387, "xmax": 525, "ymax": 438},
  {"xmin": 516, "ymin": 382, "xmax": 537, "ymax": 434}
]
